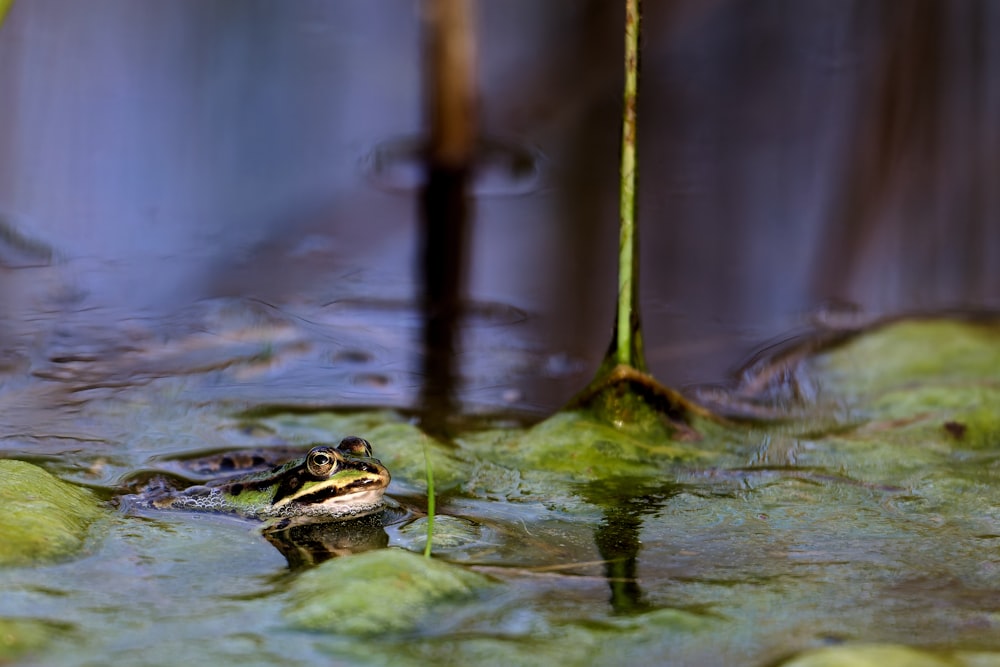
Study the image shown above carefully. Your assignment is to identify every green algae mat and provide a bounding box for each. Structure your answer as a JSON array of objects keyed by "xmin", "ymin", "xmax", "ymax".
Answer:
[{"xmin": 0, "ymin": 316, "xmax": 999, "ymax": 666}]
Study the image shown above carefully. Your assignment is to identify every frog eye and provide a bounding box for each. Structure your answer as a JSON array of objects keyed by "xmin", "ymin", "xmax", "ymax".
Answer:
[
  {"xmin": 337, "ymin": 436, "xmax": 373, "ymax": 457},
  {"xmin": 306, "ymin": 447, "xmax": 339, "ymax": 476}
]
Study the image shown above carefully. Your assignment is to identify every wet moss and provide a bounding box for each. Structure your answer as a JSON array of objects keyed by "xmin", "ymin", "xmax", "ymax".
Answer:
[
  {"xmin": 284, "ymin": 548, "xmax": 491, "ymax": 634},
  {"xmin": 815, "ymin": 320, "xmax": 1000, "ymax": 402},
  {"xmin": 0, "ymin": 617, "xmax": 68, "ymax": 661},
  {"xmin": 0, "ymin": 460, "xmax": 106, "ymax": 566},
  {"xmin": 460, "ymin": 411, "xmax": 719, "ymax": 484},
  {"xmin": 779, "ymin": 643, "xmax": 1000, "ymax": 667}
]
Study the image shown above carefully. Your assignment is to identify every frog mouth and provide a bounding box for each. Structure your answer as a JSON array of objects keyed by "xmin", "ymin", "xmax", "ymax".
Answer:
[
  {"xmin": 294, "ymin": 480, "xmax": 386, "ymax": 507},
  {"xmin": 269, "ymin": 480, "xmax": 389, "ymax": 519}
]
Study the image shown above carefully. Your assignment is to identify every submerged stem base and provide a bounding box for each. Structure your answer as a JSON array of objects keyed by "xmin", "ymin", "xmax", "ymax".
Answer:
[{"xmin": 567, "ymin": 364, "xmax": 717, "ymax": 440}]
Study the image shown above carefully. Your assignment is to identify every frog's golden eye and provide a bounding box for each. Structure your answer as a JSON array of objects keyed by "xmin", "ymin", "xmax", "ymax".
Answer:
[
  {"xmin": 306, "ymin": 447, "xmax": 338, "ymax": 476},
  {"xmin": 337, "ymin": 436, "xmax": 373, "ymax": 458}
]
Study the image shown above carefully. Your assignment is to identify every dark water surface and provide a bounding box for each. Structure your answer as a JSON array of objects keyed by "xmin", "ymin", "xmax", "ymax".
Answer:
[{"xmin": 2, "ymin": 1, "xmax": 997, "ymax": 406}]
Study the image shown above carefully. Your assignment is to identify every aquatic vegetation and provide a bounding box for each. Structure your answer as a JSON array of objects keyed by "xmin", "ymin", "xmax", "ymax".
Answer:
[
  {"xmin": 0, "ymin": 460, "xmax": 105, "ymax": 567},
  {"xmin": 0, "ymin": 314, "xmax": 998, "ymax": 664}
]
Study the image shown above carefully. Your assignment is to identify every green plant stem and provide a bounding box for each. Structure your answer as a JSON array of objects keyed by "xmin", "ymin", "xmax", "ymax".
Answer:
[
  {"xmin": 568, "ymin": 0, "xmax": 709, "ymax": 433},
  {"xmin": 616, "ymin": 0, "xmax": 643, "ymax": 369},
  {"xmin": 0, "ymin": 0, "xmax": 13, "ymax": 27},
  {"xmin": 423, "ymin": 442, "xmax": 436, "ymax": 558}
]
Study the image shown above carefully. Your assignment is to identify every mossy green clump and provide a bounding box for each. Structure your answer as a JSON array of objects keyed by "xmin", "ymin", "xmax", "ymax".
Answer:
[
  {"xmin": 0, "ymin": 617, "xmax": 67, "ymax": 661},
  {"xmin": 367, "ymin": 606, "xmax": 717, "ymax": 667},
  {"xmin": 859, "ymin": 386, "xmax": 1000, "ymax": 451},
  {"xmin": 802, "ymin": 320, "xmax": 1000, "ymax": 457},
  {"xmin": 942, "ymin": 403, "xmax": 1000, "ymax": 449},
  {"xmin": 815, "ymin": 320, "xmax": 1000, "ymax": 403},
  {"xmin": 0, "ymin": 460, "xmax": 106, "ymax": 566},
  {"xmin": 284, "ymin": 548, "xmax": 491, "ymax": 634},
  {"xmin": 779, "ymin": 643, "xmax": 1000, "ymax": 667},
  {"xmin": 460, "ymin": 411, "xmax": 717, "ymax": 485},
  {"xmin": 0, "ymin": 0, "xmax": 13, "ymax": 28}
]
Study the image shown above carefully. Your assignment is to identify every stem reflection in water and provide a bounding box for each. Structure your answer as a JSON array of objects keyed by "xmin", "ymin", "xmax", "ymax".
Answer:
[
  {"xmin": 583, "ymin": 478, "xmax": 680, "ymax": 614},
  {"xmin": 418, "ymin": 0, "xmax": 478, "ymax": 433}
]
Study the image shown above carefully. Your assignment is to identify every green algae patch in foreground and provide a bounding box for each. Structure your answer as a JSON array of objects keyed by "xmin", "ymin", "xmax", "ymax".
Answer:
[
  {"xmin": 779, "ymin": 643, "xmax": 1000, "ymax": 667},
  {"xmin": 0, "ymin": 460, "xmax": 106, "ymax": 566},
  {"xmin": 0, "ymin": 617, "xmax": 72, "ymax": 661},
  {"xmin": 284, "ymin": 548, "xmax": 492, "ymax": 634}
]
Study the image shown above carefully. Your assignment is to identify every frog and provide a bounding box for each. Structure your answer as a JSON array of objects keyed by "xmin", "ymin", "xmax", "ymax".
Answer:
[
  {"xmin": 130, "ymin": 435, "xmax": 491, "ymax": 565},
  {"xmin": 141, "ymin": 436, "xmax": 393, "ymax": 522}
]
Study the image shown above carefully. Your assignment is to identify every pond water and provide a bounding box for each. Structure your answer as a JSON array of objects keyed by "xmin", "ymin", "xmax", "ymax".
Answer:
[
  {"xmin": 1, "ymin": 314, "xmax": 999, "ymax": 667},
  {"xmin": 1, "ymin": 2, "xmax": 1000, "ymax": 666}
]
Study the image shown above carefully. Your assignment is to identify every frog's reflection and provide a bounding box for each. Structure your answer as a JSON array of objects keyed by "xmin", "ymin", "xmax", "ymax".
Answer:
[{"xmin": 262, "ymin": 500, "xmax": 414, "ymax": 568}]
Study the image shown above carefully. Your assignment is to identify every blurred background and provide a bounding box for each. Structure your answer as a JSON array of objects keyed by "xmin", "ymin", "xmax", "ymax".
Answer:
[{"xmin": 0, "ymin": 0, "xmax": 998, "ymax": 415}]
